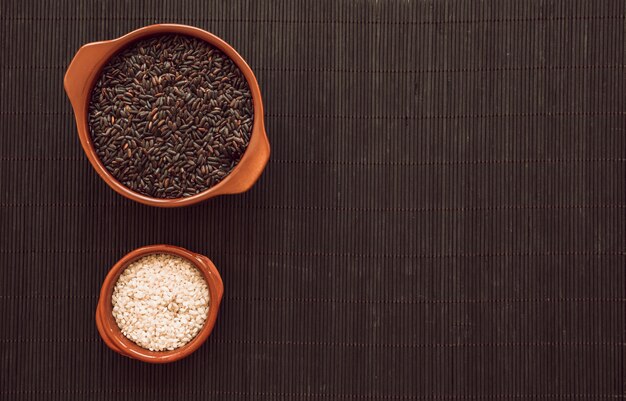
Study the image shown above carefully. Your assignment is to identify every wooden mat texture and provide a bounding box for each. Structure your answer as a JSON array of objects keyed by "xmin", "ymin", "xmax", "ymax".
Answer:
[{"xmin": 1, "ymin": 0, "xmax": 625, "ymax": 400}]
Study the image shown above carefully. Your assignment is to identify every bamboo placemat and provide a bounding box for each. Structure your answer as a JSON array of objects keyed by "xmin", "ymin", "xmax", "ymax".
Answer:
[{"xmin": 1, "ymin": 0, "xmax": 625, "ymax": 400}]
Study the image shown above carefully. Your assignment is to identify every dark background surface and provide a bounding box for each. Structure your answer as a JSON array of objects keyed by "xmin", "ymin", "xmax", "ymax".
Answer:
[{"xmin": 1, "ymin": 1, "xmax": 625, "ymax": 400}]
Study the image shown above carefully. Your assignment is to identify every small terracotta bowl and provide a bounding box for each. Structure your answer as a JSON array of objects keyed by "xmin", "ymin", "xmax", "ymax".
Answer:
[
  {"xmin": 64, "ymin": 24, "xmax": 270, "ymax": 207},
  {"xmin": 96, "ymin": 245, "xmax": 224, "ymax": 363}
]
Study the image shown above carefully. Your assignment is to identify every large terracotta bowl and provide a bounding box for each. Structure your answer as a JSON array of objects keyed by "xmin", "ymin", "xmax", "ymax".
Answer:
[
  {"xmin": 96, "ymin": 245, "xmax": 224, "ymax": 363},
  {"xmin": 64, "ymin": 24, "xmax": 270, "ymax": 207}
]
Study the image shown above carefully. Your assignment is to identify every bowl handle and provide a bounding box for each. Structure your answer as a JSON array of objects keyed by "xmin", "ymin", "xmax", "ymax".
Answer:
[
  {"xmin": 219, "ymin": 123, "xmax": 271, "ymax": 195},
  {"xmin": 195, "ymin": 255, "xmax": 224, "ymax": 302},
  {"xmin": 64, "ymin": 40, "xmax": 118, "ymax": 115},
  {"xmin": 95, "ymin": 300, "xmax": 125, "ymax": 355}
]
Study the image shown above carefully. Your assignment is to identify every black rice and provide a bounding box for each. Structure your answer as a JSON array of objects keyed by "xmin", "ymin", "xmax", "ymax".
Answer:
[{"xmin": 88, "ymin": 34, "xmax": 254, "ymax": 198}]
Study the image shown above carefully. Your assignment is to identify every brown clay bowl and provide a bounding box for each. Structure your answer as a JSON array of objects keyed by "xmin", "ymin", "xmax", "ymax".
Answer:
[
  {"xmin": 64, "ymin": 24, "xmax": 270, "ymax": 207},
  {"xmin": 96, "ymin": 245, "xmax": 224, "ymax": 363}
]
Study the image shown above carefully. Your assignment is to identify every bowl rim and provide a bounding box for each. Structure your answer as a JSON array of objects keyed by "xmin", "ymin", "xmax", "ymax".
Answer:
[
  {"xmin": 96, "ymin": 244, "xmax": 223, "ymax": 363},
  {"xmin": 65, "ymin": 24, "xmax": 270, "ymax": 207}
]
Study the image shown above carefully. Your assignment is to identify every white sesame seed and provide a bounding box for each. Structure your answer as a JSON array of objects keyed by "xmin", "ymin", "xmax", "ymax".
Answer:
[{"xmin": 111, "ymin": 253, "xmax": 210, "ymax": 351}]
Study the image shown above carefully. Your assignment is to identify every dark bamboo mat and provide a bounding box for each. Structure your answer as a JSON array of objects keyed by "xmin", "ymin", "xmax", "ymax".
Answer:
[{"xmin": 1, "ymin": 0, "xmax": 625, "ymax": 400}]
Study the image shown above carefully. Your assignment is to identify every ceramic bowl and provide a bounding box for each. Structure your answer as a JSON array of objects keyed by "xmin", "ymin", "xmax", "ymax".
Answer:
[
  {"xmin": 64, "ymin": 24, "xmax": 270, "ymax": 207},
  {"xmin": 95, "ymin": 245, "xmax": 224, "ymax": 363}
]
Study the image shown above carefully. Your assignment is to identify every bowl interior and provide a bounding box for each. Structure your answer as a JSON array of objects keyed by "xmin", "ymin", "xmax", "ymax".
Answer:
[{"xmin": 99, "ymin": 246, "xmax": 219, "ymax": 362}]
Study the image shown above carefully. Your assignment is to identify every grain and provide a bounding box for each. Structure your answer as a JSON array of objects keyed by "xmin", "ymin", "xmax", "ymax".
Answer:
[
  {"xmin": 111, "ymin": 253, "xmax": 210, "ymax": 351},
  {"xmin": 88, "ymin": 34, "xmax": 254, "ymax": 198}
]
